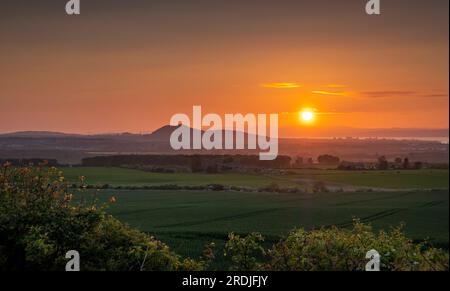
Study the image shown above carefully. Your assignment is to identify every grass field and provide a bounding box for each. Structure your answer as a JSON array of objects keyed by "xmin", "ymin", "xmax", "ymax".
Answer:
[
  {"xmin": 64, "ymin": 166, "xmax": 449, "ymax": 264},
  {"xmin": 84, "ymin": 189, "xmax": 449, "ymax": 259},
  {"xmin": 63, "ymin": 167, "xmax": 284, "ymax": 188},
  {"xmin": 63, "ymin": 167, "xmax": 449, "ymax": 190},
  {"xmin": 284, "ymin": 169, "xmax": 450, "ymax": 189}
]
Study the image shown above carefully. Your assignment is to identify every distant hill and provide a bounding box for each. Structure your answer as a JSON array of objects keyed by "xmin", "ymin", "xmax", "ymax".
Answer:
[
  {"xmin": 0, "ymin": 125, "xmax": 448, "ymax": 164},
  {"xmin": 148, "ymin": 125, "xmax": 203, "ymax": 141},
  {"xmin": 2, "ymin": 126, "xmax": 447, "ymax": 140},
  {"xmin": 148, "ymin": 125, "xmax": 179, "ymax": 140},
  {"xmin": 0, "ymin": 131, "xmax": 83, "ymax": 138}
]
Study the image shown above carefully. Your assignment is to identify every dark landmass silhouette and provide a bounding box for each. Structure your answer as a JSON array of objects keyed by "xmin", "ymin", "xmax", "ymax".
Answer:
[{"xmin": 0, "ymin": 125, "xmax": 448, "ymax": 164}]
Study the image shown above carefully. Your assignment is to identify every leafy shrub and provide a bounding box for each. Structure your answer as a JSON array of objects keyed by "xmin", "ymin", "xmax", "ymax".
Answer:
[
  {"xmin": 312, "ymin": 181, "xmax": 329, "ymax": 193},
  {"xmin": 0, "ymin": 163, "xmax": 206, "ymax": 271},
  {"xmin": 261, "ymin": 182, "xmax": 280, "ymax": 193},
  {"xmin": 208, "ymin": 184, "xmax": 225, "ymax": 191},
  {"xmin": 224, "ymin": 221, "xmax": 449, "ymax": 271},
  {"xmin": 317, "ymin": 154, "xmax": 340, "ymax": 165},
  {"xmin": 224, "ymin": 233, "xmax": 265, "ymax": 271}
]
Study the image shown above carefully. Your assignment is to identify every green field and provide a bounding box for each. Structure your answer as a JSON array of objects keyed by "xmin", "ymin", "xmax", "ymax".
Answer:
[
  {"xmin": 85, "ymin": 189, "xmax": 449, "ymax": 259},
  {"xmin": 66, "ymin": 166, "xmax": 449, "ymax": 262},
  {"xmin": 284, "ymin": 169, "xmax": 450, "ymax": 189},
  {"xmin": 63, "ymin": 167, "xmax": 449, "ymax": 190},
  {"xmin": 63, "ymin": 167, "xmax": 283, "ymax": 188}
]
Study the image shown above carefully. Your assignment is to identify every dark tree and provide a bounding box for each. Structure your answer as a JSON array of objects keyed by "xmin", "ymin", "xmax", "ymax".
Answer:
[
  {"xmin": 377, "ymin": 156, "xmax": 389, "ymax": 170},
  {"xmin": 402, "ymin": 158, "xmax": 410, "ymax": 170},
  {"xmin": 293, "ymin": 156, "xmax": 304, "ymax": 168},
  {"xmin": 317, "ymin": 155, "xmax": 340, "ymax": 165},
  {"xmin": 190, "ymin": 156, "xmax": 203, "ymax": 172},
  {"xmin": 413, "ymin": 161, "xmax": 423, "ymax": 170}
]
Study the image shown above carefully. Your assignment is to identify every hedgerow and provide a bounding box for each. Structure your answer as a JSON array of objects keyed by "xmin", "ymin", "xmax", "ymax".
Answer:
[{"xmin": 224, "ymin": 223, "xmax": 448, "ymax": 271}]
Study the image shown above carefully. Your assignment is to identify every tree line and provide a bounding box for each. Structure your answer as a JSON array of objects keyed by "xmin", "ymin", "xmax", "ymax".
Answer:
[{"xmin": 81, "ymin": 154, "xmax": 292, "ymax": 172}]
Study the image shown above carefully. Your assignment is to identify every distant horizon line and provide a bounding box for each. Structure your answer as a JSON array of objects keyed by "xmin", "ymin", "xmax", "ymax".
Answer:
[{"xmin": 1, "ymin": 125, "xmax": 448, "ymax": 139}]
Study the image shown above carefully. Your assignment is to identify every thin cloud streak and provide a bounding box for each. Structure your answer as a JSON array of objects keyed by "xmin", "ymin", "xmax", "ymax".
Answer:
[
  {"xmin": 361, "ymin": 91, "xmax": 448, "ymax": 98},
  {"xmin": 326, "ymin": 84, "xmax": 347, "ymax": 88},
  {"xmin": 312, "ymin": 90, "xmax": 349, "ymax": 96},
  {"xmin": 261, "ymin": 83, "xmax": 302, "ymax": 89}
]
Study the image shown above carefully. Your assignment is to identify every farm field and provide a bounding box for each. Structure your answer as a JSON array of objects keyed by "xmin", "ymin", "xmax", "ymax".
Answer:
[
  {"xmin": 82, "ymin": 189, "xmax": 449, "ymax": 260},
  {"xmin": 285, "ymin": 169, "xmax": 450, "ymax": 189},
  {"xmin": 63, "ymin": 167, "xmax": 285, "ymax": 188},
  {"xmin": 66, "ymin": 167, "xmax": 450, "ymax": 262},
  {"xmin": 63, "ymin": 167, "xmax": 449, "ymax": 190}
]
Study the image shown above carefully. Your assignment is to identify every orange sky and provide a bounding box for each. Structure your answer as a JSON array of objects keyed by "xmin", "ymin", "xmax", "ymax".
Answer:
[{"xmin": 0, "ymin": 0, "xmax": 448, "ymax": 136}]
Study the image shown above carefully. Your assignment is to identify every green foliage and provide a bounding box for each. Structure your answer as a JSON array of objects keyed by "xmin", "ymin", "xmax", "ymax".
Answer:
[
  {"xmin": 312, "ymin": 181, "xmax": 329, "ymax": 193},
  {"xmin": 317, "ymin": 154, "xmax": 340, "ymax": 165},
  {"xmin": 224, "ymin": 233, "xmax": 265, "ymax": 271},
  {"xmin": 0, "ymin": 163, "xmax": 206, "ymax": 271},
  {"xmin": 264, "ymin": 182, "xmax": 280, "ymax": 192},
  {"xmin": 225, "ymin": 221, "xmax": 449, "ymax": 271}
]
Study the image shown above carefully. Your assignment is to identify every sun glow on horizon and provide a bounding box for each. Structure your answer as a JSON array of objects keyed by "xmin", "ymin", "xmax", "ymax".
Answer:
[{"xmin": 299, "ymin": 109, "xmax": 315, "ymax": 124}]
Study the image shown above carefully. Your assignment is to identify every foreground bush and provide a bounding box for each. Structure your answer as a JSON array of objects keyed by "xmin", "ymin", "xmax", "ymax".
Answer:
[
  {"xmin": 225, "ymin": 223, "xmax": 449, "ymax": 271},
  {"xmin": 0, "ymin": 163, "xmax": 207, "ymax": 271}
]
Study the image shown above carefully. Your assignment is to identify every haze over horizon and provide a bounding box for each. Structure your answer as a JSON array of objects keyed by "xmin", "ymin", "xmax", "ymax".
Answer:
[
  {"xmin": 1, "ymin": 0, "xmax": 448, "ymax": 134},
  {"xmin": 1, "ymin": 125, "xmax": 448, "ymax": 141}
]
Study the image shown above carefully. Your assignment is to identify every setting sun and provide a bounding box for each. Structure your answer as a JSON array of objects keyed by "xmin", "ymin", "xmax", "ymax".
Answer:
[{"xmin": 300, "ymin": 110, "xmax": 315, "ymax": 123}]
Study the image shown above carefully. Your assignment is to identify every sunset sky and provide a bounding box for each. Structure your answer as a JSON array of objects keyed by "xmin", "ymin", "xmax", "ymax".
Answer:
[{"xmin": 0, "ymin": 0, "xmax": 448, "ymax": 136}]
